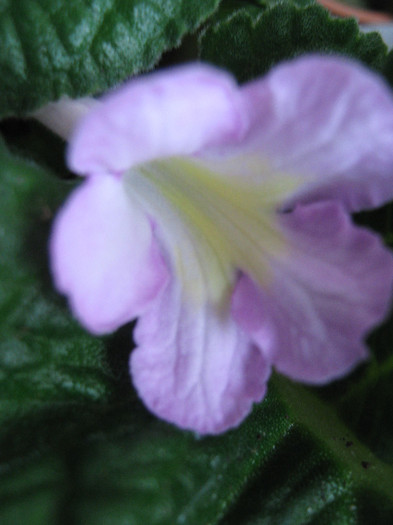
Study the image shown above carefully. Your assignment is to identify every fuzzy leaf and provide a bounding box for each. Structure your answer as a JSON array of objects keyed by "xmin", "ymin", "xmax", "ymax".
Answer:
[
  {"xmin": 0, "ymin": 0, "xmax": 220, "ymax": 117},
  {"xmin": 2, "ymin": 376, "xmax": 393, "ymax": 524},
  {"xmin": 0, "ymin": 138, "xmax": 112, "ymax": 426},
  {"xmin": 199, "ymin": 2, "xmax": 388, "ymax": 83}
]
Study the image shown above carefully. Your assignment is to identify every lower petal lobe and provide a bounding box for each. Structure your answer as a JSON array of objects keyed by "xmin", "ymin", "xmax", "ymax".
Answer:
[
  {"xmin": 130, "ymin": 278, "xmax": 270, "ymax": 434},
  {"xmin": 233, "ymin": 201, "xmax": 393, "ymax": 384}
]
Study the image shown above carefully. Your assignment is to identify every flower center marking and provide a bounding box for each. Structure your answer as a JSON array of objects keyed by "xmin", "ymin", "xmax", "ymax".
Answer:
[{"xmin": 126, "ymin": 156, "xmax": 299, "ymax": 306}]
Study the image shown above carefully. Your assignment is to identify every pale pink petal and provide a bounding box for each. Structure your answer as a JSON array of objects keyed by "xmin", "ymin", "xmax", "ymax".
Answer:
[
  {"xmin": 238, "ymin": 55, "xmax": 393, "ymax": 212},
  {"xmin": 232, "ymin": 201, "xmax": 393, "ymax": 383},
  {"xmin": 50, "ymin": 176, "xmax": 168, "ymax": 334},
  {"xmin": 130, "ymin": 279, "xmax": 270, "ymax": 434},
  {"xmin": 68, "ymin": 64, "xmax": 247, "ymax": 176}
]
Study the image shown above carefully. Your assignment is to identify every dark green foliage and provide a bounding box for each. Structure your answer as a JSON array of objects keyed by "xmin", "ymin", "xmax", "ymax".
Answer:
[
  {"xmin": 200, "ymin": 3, "xmax": 388, "ymax": 83},
  {"xmin": 0, "ymin": 0, "xmax": 220, "ymax": 117}
]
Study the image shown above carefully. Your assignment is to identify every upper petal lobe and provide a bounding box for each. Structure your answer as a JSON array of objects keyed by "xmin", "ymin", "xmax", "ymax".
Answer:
[
  {"xmin": 239, "ymin": 55, "xmax": 393, "ymax": 211},
  {"xmin": 68, "ymin": 64, "xmax": 247, "ymax": 176}
]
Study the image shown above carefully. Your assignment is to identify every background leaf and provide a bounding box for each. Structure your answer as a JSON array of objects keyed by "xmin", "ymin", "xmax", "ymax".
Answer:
[
  {"xmin": 0, "ymin": 139, "xmax": 113, "ymax": 424},
  {"xmin": 199, "ymin": 2, "xmax": 388, "ymax": 83},
  {"xmin": 0, "ymin": 0, "xmax": 220, "ymax": 117}
]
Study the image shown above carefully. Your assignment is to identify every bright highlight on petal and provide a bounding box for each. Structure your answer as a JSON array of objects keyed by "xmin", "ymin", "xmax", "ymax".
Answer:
[{"xmin": 49, "ymin": 56, "xmax": 393, "ymax": 434}]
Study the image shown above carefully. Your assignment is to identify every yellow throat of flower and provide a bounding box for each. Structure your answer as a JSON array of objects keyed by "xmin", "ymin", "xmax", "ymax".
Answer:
[{"xmin": 126, "ymin": 156, "xmax": 300, "ymax": 307}]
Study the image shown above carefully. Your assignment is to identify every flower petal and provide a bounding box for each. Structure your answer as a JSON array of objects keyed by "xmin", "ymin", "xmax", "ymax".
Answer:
[
  {"xmin": 232, "ymin": 201, "xmax": 393, "ymax": 383},
  {"xmin": 130, "ymin": 279, "xmax": 270, "ymax": 434},
  {"xmin": 50, "ymin": 175, "xmax": 168, "ymax": 334},
  {"xmin": 239, "ymin": 55, "xmax": 393, "ymax": 212},
  {"xmin": 68, "ymin": 64, "xmax": 247, "ymax": 176}
]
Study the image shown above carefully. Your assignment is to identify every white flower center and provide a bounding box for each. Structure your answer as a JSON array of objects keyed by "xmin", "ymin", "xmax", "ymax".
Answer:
[{"xmin": 125, "ymin": 156, "xmax": 299, "ymax": 307}]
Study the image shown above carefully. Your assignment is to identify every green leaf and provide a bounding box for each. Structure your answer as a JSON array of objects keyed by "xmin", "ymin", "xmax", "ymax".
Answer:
[
  {"xmin": 253, "ymin": 0, "xmax": 314, "ymax": 7},
  {"xmin": 384, "ymin": 49, "xmax": 393, "ymax": 86},
  {"xmin": 321, "ymin": 316, "xmax": 393, "ymax": 466},
  {"xmin": 0, "ymin": 455, "xmax": 66, "ymax": 525},
  {"xmin": 0, "ymin": 0, "xmax": 220, "ymax": 117},
  {"xmin": 223, "ymin": 377, "xmax": 393, "ymax": 524},
  {"xmin": 199, "ymin": 2, "xmax": 388, "ymax": 83},
  {"xmin": 2, "ymin": 377, "xmax": 393, "ymax": 524},
  {"xmin": 0, "ymin": 138, "xmax": 112, "ymax": 426},
  {"xmin": 71, "ymin": 378, "xmax": 393, "ymax": 525}
]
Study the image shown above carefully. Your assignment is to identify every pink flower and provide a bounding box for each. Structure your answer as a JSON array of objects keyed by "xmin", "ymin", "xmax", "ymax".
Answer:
[{"xmin": 50, "ymin": 56, "xmax": 393, "ymax": 434}]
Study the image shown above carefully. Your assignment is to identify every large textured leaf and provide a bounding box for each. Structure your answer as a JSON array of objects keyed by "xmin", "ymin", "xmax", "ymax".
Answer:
[
  {"xmin": 0, "ymin": 138, "xmax": 112, "ymax": 427},
  {"xmin": 70, "ymin": 376, "xmax": 393, "ymax": 524},
  {"xmin": 2, "ymin": 375, "xmax": 393, "ymax": 523},
  {"xmin": 219, "ymin": 380, "xmax": 393, "ymax": 525},
  {"xmin": 0, "ymin": 0, "xmax": 220, "ymax": 117},
  {"xmin": 199, "ymin": 2, "xmax": 388, "ymax": 83}
]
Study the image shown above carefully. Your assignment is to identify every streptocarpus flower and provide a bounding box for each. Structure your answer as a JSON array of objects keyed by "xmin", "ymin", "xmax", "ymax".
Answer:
[{"xmin": 49, "ymin": 56, "xmax": 393, "ymax": 434}]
